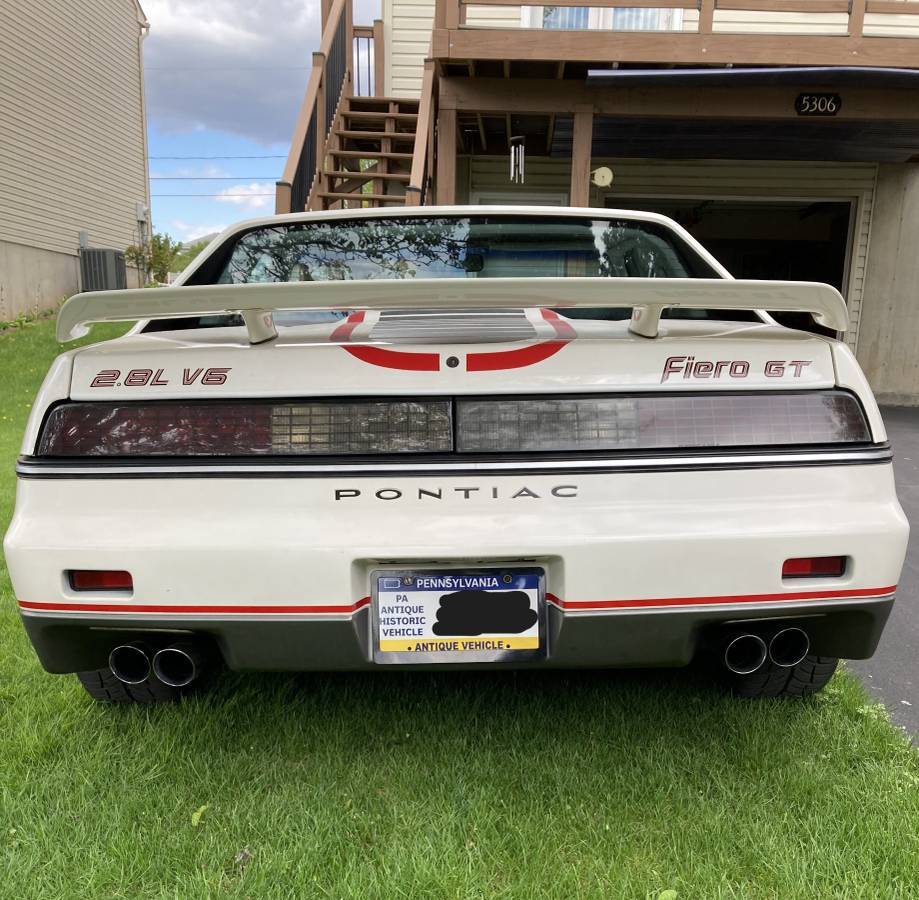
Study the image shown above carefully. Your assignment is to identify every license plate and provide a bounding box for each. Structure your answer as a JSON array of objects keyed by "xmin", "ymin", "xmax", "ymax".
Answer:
[{"xmin": 371, "ymin": 567, "xmax": 546, "ymax": 664}]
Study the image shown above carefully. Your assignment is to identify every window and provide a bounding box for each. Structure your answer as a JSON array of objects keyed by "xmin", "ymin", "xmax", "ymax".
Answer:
[
  {"xmin": 542, "ymin": 6, "xmax": 589, "ymax": 29},
  {"xmin": 524, "ymin": 5, "xmax": 684, "ymax": 31},
  {"xmin": 207, "ymin": 215, "xmax": 717, "ymax": 285}
]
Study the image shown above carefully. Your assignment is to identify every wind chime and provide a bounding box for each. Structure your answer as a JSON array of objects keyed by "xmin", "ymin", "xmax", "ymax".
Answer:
[{"xmin": 509, "ymin": 135, "xmax": 525, "ymax": 184}]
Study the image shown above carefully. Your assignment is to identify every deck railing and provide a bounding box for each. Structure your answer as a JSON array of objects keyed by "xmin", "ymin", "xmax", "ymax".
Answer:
[
  {"xmin": 353, "ymin": 20, "xmax": 385, "ymax": 97},
  {"xmin": 440, "ymin": 0, "xmax": 919, "ymax": 34},
  {"xmin": 406, "ymin": 59, "xmax": 437, "ymax": 206},
  {"xmin": 434, "ymin": 0, "xmax": 919, "ymax": 66}
]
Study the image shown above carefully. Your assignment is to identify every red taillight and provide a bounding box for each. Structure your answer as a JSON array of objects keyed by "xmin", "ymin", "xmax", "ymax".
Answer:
[
  {"xmin": 68, "ymin": 570, "xmax": 133, "ymax": 591},
  {"xmin": 782, "ymin": 556, "xmax": 846, "ymax": 578}
]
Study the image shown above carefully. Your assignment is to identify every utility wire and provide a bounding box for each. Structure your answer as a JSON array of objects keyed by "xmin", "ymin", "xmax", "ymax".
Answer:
[
  {"xmin": 151, "ymin": 176, "xmax": 280, "ymax": 180},
  {"xmin": 150, "ymin": 155, "xmax": 286, "ymax": 160},
  {"xmin": 146, "ymin": 65, "xmax": 310, "ymax": 70},
  {"xmin": 152, "ymin": 193, "xmax": 276, "ymax": 197}
]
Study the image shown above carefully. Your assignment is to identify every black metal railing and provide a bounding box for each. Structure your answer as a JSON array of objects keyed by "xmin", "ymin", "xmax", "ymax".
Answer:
[
  {"xmin": 352, "ymin": 32, "xmax": 375, "ymax": 97},
  {"xmin": 291, "ymin": 109, "xmax": 318, "ymax": 213},
  {"xmin": 325, "ymin": 12, "xmax": 347, "ymax": 132}
]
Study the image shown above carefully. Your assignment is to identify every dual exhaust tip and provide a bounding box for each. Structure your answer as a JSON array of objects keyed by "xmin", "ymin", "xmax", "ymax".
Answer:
[
  {"xmin": 108, "ymin": 641, "xmax": 205, "ymax": 688},
  {"xmin": 724, "ymin": 627, "xmax": 810, "ymax": 675}
]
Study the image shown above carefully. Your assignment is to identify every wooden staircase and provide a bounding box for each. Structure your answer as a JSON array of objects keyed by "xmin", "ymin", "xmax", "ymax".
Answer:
[
  {"xmin": 316, "ymin": 96, "xmax": 421, "ymax": 209},
  {"xmin": 276, "ymin": 0, "xmax": 436, "ymax": 214}
]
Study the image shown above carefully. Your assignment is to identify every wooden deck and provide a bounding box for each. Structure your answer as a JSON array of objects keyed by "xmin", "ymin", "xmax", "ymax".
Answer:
[{"xmin": 432, "ymin": 0, "xmax": 919, "ymax": 69}]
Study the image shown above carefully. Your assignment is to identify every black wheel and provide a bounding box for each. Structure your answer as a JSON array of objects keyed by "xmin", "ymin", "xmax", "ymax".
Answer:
[
  {"xmin": 76, "ymin": 667, "xmax": 186, "ymax": 704},
  {"xmin": 725, "ymin": 654, "xmax": 839, "ymax": 699}
]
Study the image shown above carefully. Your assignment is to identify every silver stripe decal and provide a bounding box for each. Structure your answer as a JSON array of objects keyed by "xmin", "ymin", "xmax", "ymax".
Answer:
[{"xmin": 16, "ymin": 447, "xmax": 893, "ymax": 477}]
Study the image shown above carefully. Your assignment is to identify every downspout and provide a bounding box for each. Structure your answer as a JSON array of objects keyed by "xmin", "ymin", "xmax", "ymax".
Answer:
[{"xmin": 136, "ymin": 9, "xmax": 152, "ymax": 284}]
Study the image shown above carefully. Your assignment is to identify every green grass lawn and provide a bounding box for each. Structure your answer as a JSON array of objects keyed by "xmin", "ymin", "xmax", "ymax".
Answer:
[{"xmin": 1, "ymin": 319, "xmax": 918, "ymax": 899}]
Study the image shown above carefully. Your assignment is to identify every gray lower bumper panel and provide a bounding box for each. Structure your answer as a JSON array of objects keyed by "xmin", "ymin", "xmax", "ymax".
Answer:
[{"xmin": 21, "ymin": 597, "xmax": 894, "ymax": 675}]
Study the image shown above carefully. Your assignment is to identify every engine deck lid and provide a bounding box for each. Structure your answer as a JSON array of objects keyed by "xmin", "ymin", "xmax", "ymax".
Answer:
[{"xmin": 68, "ymin": 313, "xmax": 837, "ymax": 399}]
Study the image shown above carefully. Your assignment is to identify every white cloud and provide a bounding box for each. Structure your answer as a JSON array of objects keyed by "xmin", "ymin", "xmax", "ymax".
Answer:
[
  {"xmin": 143, "ymin": 0, "xmax": 382, "ymax": 144},
  {"xmin": 170, "ymin": 219, "xmax": 230, "ymax": 241},
  {"xmin": 213, "ymin": 182, "xmax": 275, "ymax": 210}
]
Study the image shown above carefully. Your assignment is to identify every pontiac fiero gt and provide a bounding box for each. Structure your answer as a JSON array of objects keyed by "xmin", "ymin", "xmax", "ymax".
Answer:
[{"xmin": 3, "ymin": 207, "xmax": 908, "ymax": 703}]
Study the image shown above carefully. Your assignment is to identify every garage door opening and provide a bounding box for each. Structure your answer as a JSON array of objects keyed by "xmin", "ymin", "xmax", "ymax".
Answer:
[{"xmin": 608, "ymin": 197, "xmax": 853, "ymax": 335}]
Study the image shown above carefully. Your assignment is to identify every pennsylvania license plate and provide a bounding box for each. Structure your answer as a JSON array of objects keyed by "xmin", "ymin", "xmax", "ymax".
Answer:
[{"xmin": 371, "ymin": 567, "xmax": 546, "ymax": 665}]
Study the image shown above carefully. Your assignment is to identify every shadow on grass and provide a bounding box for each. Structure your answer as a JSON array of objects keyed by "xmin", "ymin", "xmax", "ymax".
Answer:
[{"xmin": 85, "ymin": 661, "xmax": 832, "ymax": 773}]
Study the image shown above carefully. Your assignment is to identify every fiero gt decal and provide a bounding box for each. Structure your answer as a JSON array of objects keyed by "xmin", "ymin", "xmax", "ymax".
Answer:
[
  {"xmin": 661, "ymin": 357, "xmax": 812, "ymax": 383},
  {"xmin": 90, "ymin": 367, "xmax": 231, "ymax": 388}
]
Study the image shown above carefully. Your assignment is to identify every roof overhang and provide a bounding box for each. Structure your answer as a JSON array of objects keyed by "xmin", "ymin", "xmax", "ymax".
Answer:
[{"xmin": 586, "ymin": 66, "xmax": 919, "ymax": 90}]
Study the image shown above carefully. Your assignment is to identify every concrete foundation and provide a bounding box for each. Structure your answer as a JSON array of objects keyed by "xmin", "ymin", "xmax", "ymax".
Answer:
[{"xmin": 0, "ymin": 240, "xmax": 80, "ymax": 320}]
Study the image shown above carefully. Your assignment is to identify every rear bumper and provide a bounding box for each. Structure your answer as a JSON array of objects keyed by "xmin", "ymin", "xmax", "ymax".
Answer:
[
  {"xmin": 19, "ymin": 594, "xmax": 895, "ymax": 674},
  {"xmin": 5, "ymin": 463, "xmax": 909, "ymax": 673}
]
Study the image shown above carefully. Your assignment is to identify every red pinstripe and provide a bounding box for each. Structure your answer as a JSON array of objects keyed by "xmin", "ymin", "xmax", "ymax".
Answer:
[
  {"xmin": 545, "ymin": 586, "xmax": 897, "ymax": 611},
  {"xmin": 18, "ymin": 597, "xmax": 372, "ymax": 615},
  {"xmin": 18, "ymin": 586, "xmax": 895, "ymax": 616}
]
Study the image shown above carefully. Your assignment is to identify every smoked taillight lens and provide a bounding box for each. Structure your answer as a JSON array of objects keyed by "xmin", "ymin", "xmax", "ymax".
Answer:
[
  {"xmin": 782, "ymin": 556, "xmax": 847, "ymax": 578},
  {"xmin": 69, "ymin": 570, "xmax": 133, "ymax": 591},
  {"xmin": 457, "ymin": 391, "xmax": 871, "ymax": 452},
  {"xmin": 37, "ymin": 400, "xmax": 453, "ymax": 456},
  {"xmin": 36, "ymin": 392, "xmax": 870, "ymax": 458}
]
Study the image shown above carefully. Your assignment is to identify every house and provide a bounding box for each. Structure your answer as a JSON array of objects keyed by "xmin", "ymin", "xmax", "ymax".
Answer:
[
  {"xmin": 276, "ymin": 0, "xmax": 919, "ymax": 404},
  {"xmin": 0, "ymin": 0, "xmax": 151, "ymax": 319}
]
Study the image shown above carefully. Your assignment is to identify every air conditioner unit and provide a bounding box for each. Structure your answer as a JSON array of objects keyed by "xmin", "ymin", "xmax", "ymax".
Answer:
[{"xmin": 79, "ymin": 248, "xmax": 128, "ymax": 292}]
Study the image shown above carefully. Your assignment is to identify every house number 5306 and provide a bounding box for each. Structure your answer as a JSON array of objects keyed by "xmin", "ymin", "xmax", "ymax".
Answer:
[{"xmin": 795, "ymin": 93, "xmax": 841, "ymax": 116}]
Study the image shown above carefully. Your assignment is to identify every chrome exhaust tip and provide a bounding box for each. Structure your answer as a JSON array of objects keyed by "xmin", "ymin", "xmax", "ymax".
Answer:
[
  {"xmin": 768, "ymin": 627, "xmax": 810, "ymax": 668},
  {"xmin": 108, "ymin": 642, "xmax": 152, "ymax": 685},
  {"xmin": 152, "ymin": 642, "xmax": 203, "ymax": 688},
  {"xmin": 724, "ymin": 633, "xmax": 768, "ymax": 675}
]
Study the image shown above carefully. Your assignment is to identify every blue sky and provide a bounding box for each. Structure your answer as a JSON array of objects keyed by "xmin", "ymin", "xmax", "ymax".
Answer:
[{"xmin": 143, "ymin": 0, "xmax": 379, "ymax": 244}]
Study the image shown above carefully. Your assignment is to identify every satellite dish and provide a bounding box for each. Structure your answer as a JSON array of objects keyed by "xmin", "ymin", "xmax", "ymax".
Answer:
[{"xmin": 591, "ymin": 166, "xmax": 614, "ymax": 188}]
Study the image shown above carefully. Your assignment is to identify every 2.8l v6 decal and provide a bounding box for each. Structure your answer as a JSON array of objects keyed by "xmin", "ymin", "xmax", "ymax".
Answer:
[{"xmin": 90, "ymin": 367, "xmax": 231, "ymax": 388}]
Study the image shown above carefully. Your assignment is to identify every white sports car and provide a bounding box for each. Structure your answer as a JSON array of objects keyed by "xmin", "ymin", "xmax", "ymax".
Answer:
[{"xmin": 3, "ymin": 207, "xmax": 909, "ymax": 703}]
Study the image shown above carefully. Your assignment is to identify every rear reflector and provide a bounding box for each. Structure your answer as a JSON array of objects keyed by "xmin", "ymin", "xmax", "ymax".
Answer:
[
  {"xmin": 36, "ymin": 391, "xmax": 870, "ymax": 458},
  {"xmin": 69, "ymin": 570, "xmax": 133, "ymax": 591},
  {"xmin": 782, "ymin": 556, "xmax": 847, "ymax": 578}
]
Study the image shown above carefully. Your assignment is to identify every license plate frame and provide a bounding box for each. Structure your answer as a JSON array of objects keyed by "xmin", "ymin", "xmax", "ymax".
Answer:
[{"xmin": 371, "ymin": 566, "xmax": 547, "ymax": 665}]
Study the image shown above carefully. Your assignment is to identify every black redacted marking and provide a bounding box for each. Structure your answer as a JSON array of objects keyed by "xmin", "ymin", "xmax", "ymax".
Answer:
[{"xmin": 431, "ymin": 589, "xmax": 538, "ymax": 636}]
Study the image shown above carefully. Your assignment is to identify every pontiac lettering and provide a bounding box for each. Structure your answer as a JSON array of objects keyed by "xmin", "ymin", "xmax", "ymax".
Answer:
[{"xmin": 334, "ymin": 485, "xmax": 579, "ymax": 501}]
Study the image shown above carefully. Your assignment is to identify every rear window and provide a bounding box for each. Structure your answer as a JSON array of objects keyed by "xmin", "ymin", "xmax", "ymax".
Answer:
[{"xmin": 202, "ymin": 215, "xmax": 718, "ymax": 284}]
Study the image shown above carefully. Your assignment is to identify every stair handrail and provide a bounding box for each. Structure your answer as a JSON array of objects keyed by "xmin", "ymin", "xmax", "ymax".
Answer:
[
  {"xmin": 405, "ymin": 58, "xmax": 437, "ymax": 206},
  {"xmin": 276, "ymin": 0, "xmax": 352, "ymax": 213}
]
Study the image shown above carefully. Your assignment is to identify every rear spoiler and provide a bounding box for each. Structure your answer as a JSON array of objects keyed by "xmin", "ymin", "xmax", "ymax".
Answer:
[{"xmin": 56, "ymin": 277, "xmax": 848, "ymax": 344}]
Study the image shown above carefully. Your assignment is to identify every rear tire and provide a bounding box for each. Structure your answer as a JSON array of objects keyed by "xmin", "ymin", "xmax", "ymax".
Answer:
[
  {"xmin": 77, "ymin": 668, "xmax": 186, "ymax": 704},
  {"xmin": 725, "ymin": 654, "xmax": 838, "ymax": 698}
]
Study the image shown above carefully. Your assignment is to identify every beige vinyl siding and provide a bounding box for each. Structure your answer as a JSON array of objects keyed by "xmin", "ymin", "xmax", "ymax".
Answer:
[
  {"xmin": 383, "ymin": 0, "xmax": 519, "ymax": 96},
  {"xmin": 465, "ymin": 157, "xmax": 876, "ymax": 350},
  {"xmin": 684, "ymin": 7, "xmax": 919, "ymax": 35},
  {"xmin": 0, "ymin": 0, "xmax": 149, "ymax": 257},
  {"xmin": 383, "ymin": 0, "xmax": 435, "ymax": 97},
  {"xmin": 464, "ymin": 5, "xmax": 523, "ymax": 26},
  {"xmin": 864, "ymin": 7, "xmax": 919, "ymax": 36}
]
